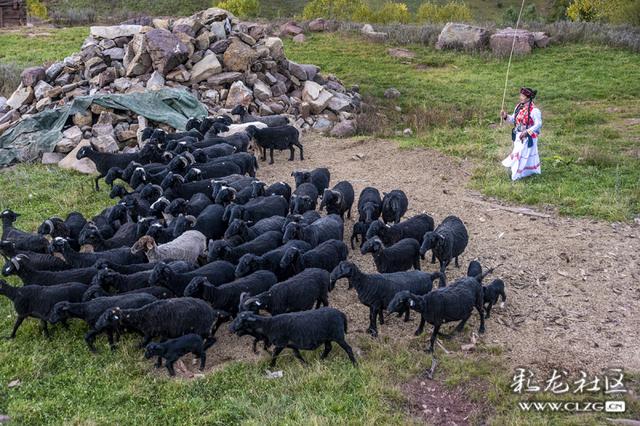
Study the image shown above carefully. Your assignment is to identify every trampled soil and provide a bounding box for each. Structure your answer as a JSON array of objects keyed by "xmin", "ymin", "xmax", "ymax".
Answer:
[{"xmin": 173, "ymin": 135, "xmax": 639, "ymax": 383}]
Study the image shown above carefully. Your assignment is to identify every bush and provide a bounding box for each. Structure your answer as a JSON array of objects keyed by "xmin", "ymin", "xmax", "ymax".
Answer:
[
  {"xmin": 502, "ymin": 4, "xmax": 541, "ymax": 24},
  {"xmin": 566, "ymin": 0, "xmax": 601, "ymax": 22},
  {"xmin": 26, "ymin": 0, "xmax": 48, "ymax": 19},
  {"xmin": 416, "ymin": 1, "xmax": 472, "ymax": 23},
  {"xmin": 215, "ymin": 0, "xmax": 260, "ymax": 18},
  {"xmin": 370, "ymin": 2, "xmax": 411, "ymax": 24},
  {"xmin": 0, "ymin": 63, "xmax": 22, "ymax": 98},
  {"xmin": 302, "ymin": 0, "xmax": 367, "ymax": 20}
]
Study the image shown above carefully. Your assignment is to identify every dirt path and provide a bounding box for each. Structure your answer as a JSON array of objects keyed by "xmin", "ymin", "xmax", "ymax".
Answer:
[{"xmin": 201, "ymin": 134, "xmax": 639, "ymax": 376}]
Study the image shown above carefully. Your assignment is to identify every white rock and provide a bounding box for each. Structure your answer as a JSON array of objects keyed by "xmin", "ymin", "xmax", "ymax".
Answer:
[
  {"xmin": 6, "ymin": 84, "xmax": 34, "ymax": 110},
  {"xmin": 302, "ymin": 81, "xmax": 333, "ymax": 114},
  {"xmin": 146, "ymin": 71, "xmax": 165, "ymax": 90},
  {"xmin": 58, "ymin": 139, "xmax": 98, "ymax": 174},
  {"xmin": 62, "ymin": 126, "xmax": 83, "ymax": 144},
  {"xmin": 253, "ymin": 80, "xmax": 272, "ymax": 101},
  {"xmin": 190, "ymin": 54, "xmax": 222, "ymax": 84},
  {"xmin": 90, "ymin": 25, "xmax": 142, "ymax": 39},
  {"xmin": 91, "ymin": 135, "xmax": 119, "ymax": 153},
  {"xmin": 34, "ymin": 80, "xmax": 53, "ymax": 100},
  {"xmin": 225, "ymin": 80, "xmax": 253, "ymax": 108},
  {"xmin": 42, "ymin": 152, "xmax": 65, "ymax": 164}
]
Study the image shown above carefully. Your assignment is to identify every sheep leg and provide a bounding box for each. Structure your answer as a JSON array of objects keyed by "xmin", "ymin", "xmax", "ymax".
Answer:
[
  {"xmin": 296, "ymin": 143, "xmax": 304, "ymax": 161},
  {"xmin": 94, "ymin": 175, "xmax": 102, "ymax": 191},
  {"xmin": 378, "ymin": 308, "xmax": 384, "ymax": 325},
  {"xmin": 320, "ymin": 342, "xmax": 332, "ymax": 359},
  {"xmin": 476, "ymin": 303, "xmax": 486, "ymax": 334},
  {"xmin": 269, "ymin": 346, "xmax": 285, "ymax": 367},
  {"xmin": 431, "ymin": 253, "xmax": 436, "ymax": 264},
  {"xmin": 198, "ymin": 351, "xmax": 206, "ymax": 370},
  {"xmin": 166, "ymin": 361, "xmax": 176, "ymax": 377},
  {"xmin": 292, "ymin": 348, "xmax": 307, "ymax": 365},
  {"xmin": 336, "ymin": 339, "xmax": 357, "ymax": 366},
  {"xmin": 84, "ymin": 330, "xmax": 98, "ymax": 352},
  {"xmin": 155, "ymin": 356, "xmax": 163, "ymax": 368},
  {"xmin": 203, "ymin": 336, "xmax": 217, "ymax": 350},
  {"xmin": 139, "ymin": 335, "xmax": 152, "ymax": 349},
  {"xmin": 107, "ymin": 331, "xmax": 116, "ymax": 351},
  {"xmin": 8, "ymin": 316, "xmax": 25, "ymax": 338},
  {"xmin": 455, "ymin": 256, "xmax": 460, "ymax": 268},
  {"xmin": 454, "ymin": 313, "xmax": 472, "ymax": 333},
  {"xmin": 61, "ymin": 319, "xmax": 70, "ymax": 329},
  {"xmin": 414, "ymin": 317, "xmax": 426, "ymax": 336},
  {"xmin": 347, "ymin": 208, "xmax": 352, "ymax": 219},
  {"xmin": 260, "ymin": 147, "xmax": 266, "ymax": 161},
  {"xmin": 403, "ymin": 309, "xmax": 411, "ymax": 322},
  {"xmin": 485, "ymin": 303, "xmax": 492, "ymax": 319},
  {"xmin": 367, "ymin": 307, "xmax": 378, "ymax": 337},
  {"xmin": 40, "ymin": 320, "xmax": 50, "ymax": 339},
  {"xmin": 427, "ymin": 324, "xmax": 441, "ymax": 353},
  {"xmin": 413, "ymin": 256, "xmax": 421, "ymax": 271},
  {"xmin": 269, "ymin": 148, "xmax": 275, "ymax": 165},
  {"xmin": 288, "ymin": 146, "xmax": 295, "ymax": 161}
]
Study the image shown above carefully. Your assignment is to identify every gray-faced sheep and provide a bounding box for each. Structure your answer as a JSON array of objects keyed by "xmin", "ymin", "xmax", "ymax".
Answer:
[
  {"xmin": 320, "ymin": 181, "xmax": 354, "ymax": 220},
  {"xmin": 291, "ymin": 168, "xmax": 330, "ymax": 194},
  {"xmin": 246, "ymin": 125, "xmax": 303, "ymax": 164},
  {"xmin": 420, "ymin": 215, "xmax": 469, "ymax": 277},
  {"xmin": 239, "ymin": 268, "xmax": 330, "ymax": 315},
  {"xmin": 329, "ymin": 261, "xmax": 442, "ymax": 337},
  {"xmin": 365, "ymin": 214, "xmax": 434, "ymax": 247},
  {"xmin": 0, "ymin": 280, "xmax": 87, "ymax": 338},
  {"xmin": 381, "ymin": 190, "xmax": 408, "ymax": 224},
  {"xmin": 229, "ymin": 308, "xmax": 357, "ymax": 367},
  {"xmin": 349, "ymin": 221, "xmax": 368, "ymax": 250},
  {"xmin": 360, "ymin": 237, "xmax": 421, "ymax": 273},
  {"xmin": 144, "ymin": 334, "xmax": 207, "ymax": 376},
  {"xmin": 387, "ymin": 273, "xmax": 487, "ymax": 353}
]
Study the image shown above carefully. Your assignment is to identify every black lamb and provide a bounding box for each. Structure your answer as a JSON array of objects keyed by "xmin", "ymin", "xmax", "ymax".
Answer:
[
  {"xmin": 239, "ymin": 268, "xmax": 330, "ymax": 315},
  {"xmin": 482, "ymin": 278, "xmax": 506, "ymax": 318},
  {"xmin": 420, "ymin": 215, "xmax": 469, "ymax": 276},
  {"xmin": 282, "ymin": 214, "xmax": 343, "ymax": 248},
  {"xmin": 349, "ymin": 221, "xmax": 368, "ymax": 250},
  {"xmin": 246, "ymin": 125, "xmax": 303, "ymax": 164},
  {"xmin": 148, "ymin": 260, "xmax": 236, "ymax": 296},
  {"xmin": 229, "ymin": 308, "xmax": 357, "ymax": 367},
  {"xmin": 291, "ymin": 167, "xmax": 330, "ymax": 194},
  {"xmin": 319, "ymin": 181, "xmax": 354, "ymax": 220},
  {"xmin": 360, "ymin": 237, "xmax": 421, "ymax": 273},
  {"xmin": 365, "ymin": 214, "xmax": 434, "ymax": 247},
  {"xmin": 0, "ymin": 280, "xmax": 87, "ymax": 338},
  {"xmin": 231, "ymin": 105, "xmax": 289, "ymax": 127},
  {"xmin": 329, "ymin": 261, "xmax": 442, "ymax": 337},
  {"xmin": 289, "ymin": 183, "xmax": 319, "ymax": 215},
  {"xmin": 381, "ymin": 190, "xmax": 408, "ymax": 224},
  {"xmin": 234, "ymin": 240, "xmax": 312, "ymax": 280},
  {"xmin": 144, "ymin": 334, "xmax": 207, "ymax": 376},
  {"xmin": 279, "ymin": 239, "xmax": 348, "ymax": 276}
]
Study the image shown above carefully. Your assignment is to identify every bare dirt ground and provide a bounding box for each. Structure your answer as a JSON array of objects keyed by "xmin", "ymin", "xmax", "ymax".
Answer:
[{"xmin": 173, "ymin": 134, "xmax": 639, "ymax": 379}]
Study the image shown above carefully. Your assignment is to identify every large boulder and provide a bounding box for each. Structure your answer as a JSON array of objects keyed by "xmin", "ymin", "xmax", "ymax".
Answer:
[
  {"xmin": 6, "ymin": 85, "xmax": 34, "ymax": 110},
  {"xmin": 20, "ymin": 67, "xmax": 46, "ymax": 87},
  {"xmin": 58, "ymin": 139, "xmax": 98, "ymax": 174},
  {"xmin": 190, "ymin": 54, "xmax": 223, "ymax": 84},
  {"xmin": 490, "ymin": 28, "xmax": 534, "ymax": 56},
  {"xmin": 263, "ymin": 37, "xmax": 284, "ymax": 60},
  {"xmin": 436, "ymin": 23, "xmax": 490, "ymax": 51},
  {"xmin": 207, "ymin": 71, "xmax": 242, "ymax": 86},
  {"xmin": 91, "ymin": 135, "xmax": 119, "ymax": 153},
  {"xmin": 280, "ymin": 21, "xmax": 303, "ymax": 37},
  {"xmin": 90, "ymin": 25, "xmax": 142, "ymax": 40},
  {"xmin": 145, "ymin": 29, "xmax": 189, "ymax": 75},
  {"xmin": 123, "ymin": 33, "xmax": 152, "ymax": 77},
  {"xmin": 302, "ymin": 81, "xmax": 333, "ymax": 114},
  {"xmin": 223, "ymin": 39, "xmax": 258, "ymax": 72},
  {"xmin": 330, "ymin": 120, "xmax": 356, "ymax": 138},
  {"xmin": 309, "ymin": 18, "xmax": 326, "ymax": 32},
  {"xmin": 253, "ymin": 80, "xmax": 272, "ymax": 101},
  {"xmin": 533, "ymin": 31, "xmax": 550, "ymax": 48},
  {"xmin": 225, "ymin": 80, "xmax": 253, "ymax": 108}
]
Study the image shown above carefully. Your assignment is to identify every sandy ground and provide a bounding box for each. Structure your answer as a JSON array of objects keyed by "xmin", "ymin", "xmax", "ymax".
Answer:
[{"xmin": 176, "ymin": 134, "xmax": 639, "ymax": 377}]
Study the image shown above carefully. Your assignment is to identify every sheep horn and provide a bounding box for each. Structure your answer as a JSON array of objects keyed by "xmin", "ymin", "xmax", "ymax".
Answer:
[
  {"xmin": 185, "ymin": 215, "xmax": 197, "ymax": 224},
  {"xmin": 44, "ymin": 219, "xmax": 54, "ymax": 234}
]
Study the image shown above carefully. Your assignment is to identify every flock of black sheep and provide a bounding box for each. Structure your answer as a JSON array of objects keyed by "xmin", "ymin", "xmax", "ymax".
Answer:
[{"xmin": 0, "ymin": 113, "xmax": 506, "ymax": 376}]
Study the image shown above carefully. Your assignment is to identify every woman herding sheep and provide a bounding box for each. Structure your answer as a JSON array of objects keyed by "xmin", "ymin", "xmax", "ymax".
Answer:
[{"xmin": 500, "ymin": 87, "xmax": 542, "ymax": 181}]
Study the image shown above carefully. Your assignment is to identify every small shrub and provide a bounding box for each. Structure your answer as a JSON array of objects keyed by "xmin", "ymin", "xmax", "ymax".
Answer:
[
  {"xmin": 502, "ymin": 3, "xmax": 540, "ymax": 24},
  {"xmin": 302, "ymin": 0, "xmax": 367, "ymax": 21},
  {"xmin": 370, "ymin": 2, "xmax": 411, "ymax": 24},
  {"xmin": 0, "ymin": 63, "xmax": 22, "ymax": 98},
  {"xmin": 49, "ymin": 8, "xmax": 97, "ymax": 25},
  {"xmin": 26, "ymin": 0, "xmax": 48, "ymax": 19},
  {"xmin": 351, "ymin": 3, "xmax": 374, "ymax": 22},
  {"xmin": 215, "ymin": 0, "xmax": 260, "ymax": 18},
  {"xmin": 416, "ymin": 1, "xmax": 472, "ymax": 23},
  {"xmin": 566, "ymin": 0, "xmax": 601, "ymax": 22}
]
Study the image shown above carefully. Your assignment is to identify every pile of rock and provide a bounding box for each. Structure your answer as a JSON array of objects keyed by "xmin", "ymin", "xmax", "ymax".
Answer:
[
  {"xmin": 435, "ymin": 23, "xmax": 550, "ymax": 56},
  {"xmin": 0, "ymin": 7, "xmax": 362, "ymax": 158}
]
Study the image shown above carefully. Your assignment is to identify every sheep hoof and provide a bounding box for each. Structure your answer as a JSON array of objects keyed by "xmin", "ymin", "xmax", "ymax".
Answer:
[
  {"xmin": 414, "ymin": 330, "xmax": 422, "ymax": 336},
  {"xmin": 479, "ymin": 327, "xmax": 485, "ymax": 334},
  {"xmin": 367, "ymin": 328, "xmax": 378, "ymax": 338}
]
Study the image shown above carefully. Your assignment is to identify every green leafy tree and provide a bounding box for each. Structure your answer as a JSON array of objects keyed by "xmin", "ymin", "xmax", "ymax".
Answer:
[{"xmin": 216, "ymin": 0, "xmax": 260, "ymax": 18}]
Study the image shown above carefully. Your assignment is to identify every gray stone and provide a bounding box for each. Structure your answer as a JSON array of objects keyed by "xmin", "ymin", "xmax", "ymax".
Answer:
[
  {"xmin": 384, "ymin": 88, "xmax": 400, "ymax": 99},
  {"xmin": 203, "ymin": 89, "xmax": 219, "ymax": 103},
  {"xmin": 84, "ymin": 57, "xmax": 107, "ymax": 79},
  {"xmin": 236, "ymin": 32, "xmax": 256, "ymax": 46},
  {"xmin": 123, "ymin": 33, "xmax": 152, "ymax": 77},
  {"xmin": 280, "ymin": 21, "xmax": 303, "ymax": 37},
  {"xmin": 63, "ymin": 126, "xmax": 83, "ymax": 144},
  {"xmin": 42, "ymin": 152, "xmax": 65, "ymax": 164},
  {"xmin": 90, "ymin": 25, "xmax": 142, "ymax": 39},
  {"xmin": 312, "ymin": 117, "xmax": 333, "ymax": 133},
  {"xmin": 6, "ymin": 85, "xmax": 34, "ymax": 110},
  {"xmin": 225, "ymin": 80, "xmax": 253, "ymax": 108},
  {"xmin": 113, "ymin": 77, "xmax": 132, "ymax": 92},
  {"xmin": 210, "ymin": 38, "xmax": 232, "ymax": 54},
  {"xmin": 190, "ymin": 54, "xmax": 222, "ymax": 83},
  {"xmin": 35, "ymin": 97, "xmax": 52, "ymax": 111},
  {"xmin": 146, "ymin": 71, "xmax": 165, "ymax": 90},
  {"xmin": 209, "ymin": 21, "xmax": 228, "ymax": 41},
  {"xmin": 54, "ymin": 137, "xmax": 78, "ymax": 153},
  {"xmin": 264, "ymin": 37, "xmax": 284, "ymax": 60},
  {"xmin": 45, "ymin": 62, "xmax": 65, "ymax": 81},
  {"xmin": 309, "ymin": 18, "xmax": 326, "ymax": 32},
  {"xmin": 152, "ymin": 18, "xmax": 170, "ymax": 30},
  {"xmin": 102, "ymin": 47, "xmax": 125, "ymax": 61},
  {"xmin": 99, "ymin": 38, "xmax": 116, "ymax": 49},
  {"xmin": 403, "ymin": 128, "xmax": 413, "ymax": 137},
  {"xmin": 292, "ymin": 34, "xmax": 306, "ymax": 43},
  {"xmin": 166, "ymin": 68, "xmax": 191, "ymax": 83},
  {"xmin": 327, "ymin": 93, "xmax": 352, "ymax": 112},
  {"xmin": 91, "ymin": 135, "xmax": 119, "ymax": 153},
  {"xmin": 533, "ymin": 32, "xmax": 550, "ymax": 48},
  {"xmin": 196, "ymin": 31, "xmax": 211, "ymax": 50},
  {"xmin": 92, "ymin": 123, "xmax": 114, "ymax": 137},
  {"xmin": 361, "ymin": 24, "xmax": 374, "ymax": 33},
  {"xmin": 97, "ymin": 69, "xmax": 116, "ymax": 87},
  {"xmin": 73, "ymin": 111, "xmax": 93, "ymax": 127},
  {"xmin": 206, "ymin": 71, "xmax": 242, "ymax": 86},
  {"xmin": 20, "ymin": 67, "xmax": 46, "ymax": 87},
  {"xmin": 271, "ymin": 81, "xmax": 287, "ymax": 97},
  {"xmin": 288, "ymin": 61, "xmax": 308, "ymax": 81},
  {"xmin": 33, "ymin": 80, "xmax": 53, "ymax": 99},
  {"xmin": 490, "ymin": 28, "xmax": 534, "ymax": 57},
  {"xmin": 58, "ymin": 139, "xmax": 97, "ymax": 174},
  {"xmin": 330, "ymin": 120, "xmax": 356, "ymax": 138},
  {"xmin": 145, "ymin": 28, "xmax": 189, "ymax": 75},
  {"xmin": 302, "ymin": 81, "xmax": 333, "ymax": 114},
  {"xmin": 223, "ymin": 39, "xmax": 257, "ymax": 72},
  {"xmin": 253, "ymin": 80, "xmax": 272, "ymax": 101},
  {"xmin": 436, "ymin": 23, "xmax": 490, "ymax": 51}
]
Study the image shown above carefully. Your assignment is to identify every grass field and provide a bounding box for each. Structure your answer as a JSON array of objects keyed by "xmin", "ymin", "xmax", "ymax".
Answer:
[{"xmin": 0, "ymin": 26, "xmax": 639, "ymax": 424}]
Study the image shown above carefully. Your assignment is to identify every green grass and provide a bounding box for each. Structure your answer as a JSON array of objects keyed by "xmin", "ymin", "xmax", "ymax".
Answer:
[
  {"xmin": 284, "ymin": 33, "xmax": 640, "ymax": 221},
  {"xmin": 0, "ymin": 27, "xmax": 89, "ymax": 67}
]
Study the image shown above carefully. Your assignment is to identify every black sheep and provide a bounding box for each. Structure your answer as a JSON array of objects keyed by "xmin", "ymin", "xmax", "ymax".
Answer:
[
  {"xmin": 291, "ymin": 168, "xmax": 330, "ymax": 194},
  {"xmin": 356, "ymin": 187, "xmax": 382, "ymax": 225},
  {"xmin": 319, "ymin": 181, "xmax": 354, "ymax": 220},
  {"xmin": 381, "ymin": 190, "xmax": 408, "ymax": 224},
  {"xmin": 95, "ymin": 298, "xmax": 219, "ymax": 348},
  {"xmin": 148, "ymin": 260, "xmax": 236, "ymax": 296},
  {"xmin": 82, "ymin": 284, "xmax": 175, "ymax": 302},
  {"xmin": 261, "ymin": 181, "xmax": 292, "ymax": 202},
  {"xmin": 387, "ymin": 274, "xmax": 487, "ymax": 353},
  {"xmin": 420, "ymin": 215, "xmax": 469, "ymax": 276},
  {"xmin": 49, "ymin": 293, "xmax": 158, "ymax": 351},
  {"xmin": 282, "ymin": 211, "xmax": 321, "ymax": 232},
  {"xmin": 223, "ymin": 217, "xmax": 286, "ymax": 243},
  {"xmin": 79, "ymin": 222, "xmax": 139, "ymax": 251},
  {"xmin": 222, "ymin": 196, "xmax": 289, "ymax": 223},
  {"xmin": 329, "ymin": 261, "xmax": 442, "ymax": 337},
  {"xmin": 1, "ymin": 209, "xmax": 49, "ymax": 253},
  {"xmin": 360, "ymin": 237, "xmax": 421, "ymax": 273},
  {"xmin": 184, "ymin": 270, "xmax": 277, "ymax": 316},
  {"xmin": 234, "ymin": 240, "xmax": 312, "ymax": 280},
  {"xmin": 230, "ymin": 308, "xmax": 357, "ymax": 367},
  {"xmin": 239, "ymin": 268, "xmax": 330, "ymax": 315},
  {"xmin": 0, "ymin": 280, "xmax": 87, "ymax": 338},
  {"xmin": 0, "ymin": 240, "xmax": 70, "ymax": 271},
  {"xmin": 246, "ymin": 125, "xmax": 303, "ymax": 164},
  {"xmin": 365, "ymin": 214, "xmax": 434, "ymax": 247},
  {"xmin": 207, "ymin": 230, "xmax": 284, "ymax": 263},
  {"xmin": 349, "ymin": 221, "xmax": 368, "ymax": 250},
  {"xmin": 482, "ymin": 279, "xmax": 506, "ymax": 318},
  {"xmin": 2, "ymin": 254, "xmax": 97, "ymax": 286},
  {"xmin": 279, "ymin": 239, "xmax": 348, "ymax": 276},
  {"xmin": 231, "ymin": 105, "xmax": 289, "ymax": 127},
  {"xmin": 49, "ymin": 237, "xmax": 146, "ymax": 269},
  {"xmin": 144, "ymin": 334, "xmax": 207, "ymax": 376},
  {"xmin": 289, "ymin": 183, "xmax": 319, "ymax": 215},
  {"xmin": 188, "ymin": 204, "xmax": 226, "ymax": 241},
  {"xmin": 282, "ymin": 214, "xmax": 343, "ymax": 248}
]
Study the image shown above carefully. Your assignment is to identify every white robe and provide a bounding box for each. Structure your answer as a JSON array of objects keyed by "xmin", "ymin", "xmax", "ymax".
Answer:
[{"xmin": 502, "ymin": 107, "xmax": 542, "ymax": 180}]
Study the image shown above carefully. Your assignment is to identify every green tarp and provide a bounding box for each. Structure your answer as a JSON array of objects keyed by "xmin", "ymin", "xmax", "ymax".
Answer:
[{"xmin": 0, "ymin": 88, "xmax": 208, "ymax": 166}]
